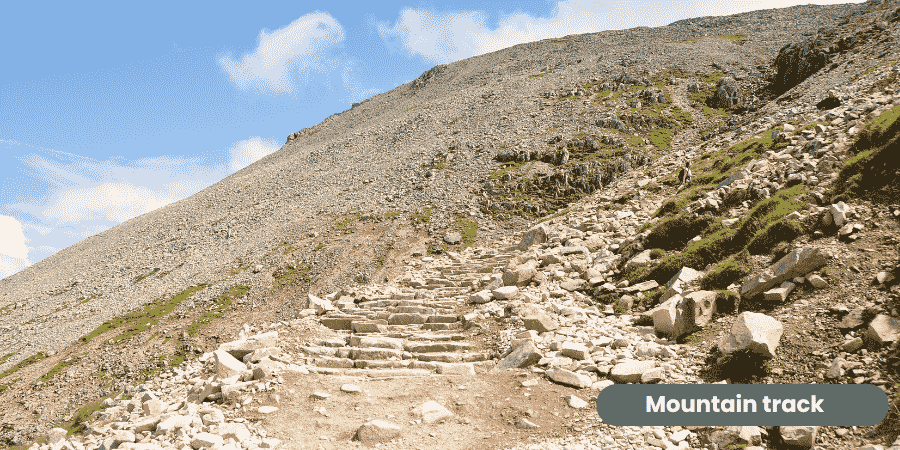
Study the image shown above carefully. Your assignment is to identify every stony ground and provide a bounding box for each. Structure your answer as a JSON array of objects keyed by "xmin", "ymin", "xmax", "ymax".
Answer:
[{"xmin": 3, "ymin": 0, "xmax": 900, "ymax": 449}]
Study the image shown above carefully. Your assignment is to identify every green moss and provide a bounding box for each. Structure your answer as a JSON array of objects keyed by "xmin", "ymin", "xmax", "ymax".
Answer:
[
  {"xmin": 668, "ymin": 38, "xmax": 698, "ymax": 44},
  {"xmin": 713, "ymin": 34, "xmax": 747, "ymax": 40},
  {"xmin": 699, "ymin": 71, "xmax": 726, "ymax": 84},
  {"xmin": 80, "ymin": 284, "xmax": 207, "ymax": 346},
  {"xmin": 38, "ymin": 356, "xmax": 81, "ymax": 384},
  {"xmin": 456, "ymin": 217, "xmax": 478, "ymax": 248},
  {"xmin": 57, "ymin": 396, "xmax": 109, "ymax": 436},
  {"xmin": 831, "ymin": 103, "xmax": 900, "ymax": 204},
  {"xmin": 133, "ymin": 268, "xmax": 159, "ymax": 284},
  {"xmin": 411, "ymin": 206, "xmax": 432, "ymax": 225},
  {"xmin": 185, "ymin": 285, "xmax": 249, "ymax": 337},
  {"xmin": 271, "ymin": 264, "xmax": 312, "ymax": 291},
  {"xmin": 700, "ymin": 251, "xmax": 751, "ymax": 290},
  {"xmin": 0, "ymin": 352, "xmax": 47, "ymax": 382}
]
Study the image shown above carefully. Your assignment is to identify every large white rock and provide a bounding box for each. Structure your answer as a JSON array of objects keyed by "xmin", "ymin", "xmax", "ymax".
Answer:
[
  {"xmin": 414, "ymin": 401, "xmax": 454, "ymax": 423},
  {"xmin": 866, "ymin": 314, "xmax": 900, "ymax": 347},
  {"xmin": 546, "ymin": 367, "xmax": 591, "ymax": 389},
  {"xmin": 666, "ymin": 267, "xmax": 703, "ymax": 288},
  {"xmin": 218, "ymin": 331, "xmax": 279, "ymax": 360},
  {"xmin": 495, "ymin": 341, "xmax": 543, "ymax": 370},
  {"xmin": 718, "ymin": 312, "xmax": 784, "ymax": 358},
  {"xmin": 560, "ymin": 341, "xmax": 590, "ymax": 360},
  {"xmin": 307, "ymin": 295, "xmax": 334, "ymax": 315},
  {"xmin": 624, "ymin": 250, "xmax": 652, "ymax": 270},
  {"xmin": 651, "ymin": 297, "xmax": 680, "ymax": 339},
  {"xmin": 741, "ymin": 247, "xmax": 828, "ymax": 298},
  {"xmin": 356, "ymin": 420, "xmax": 402, "ymax": 441},
  {"xmin": 191, "ymin": 433, "xmax": 224, "ymax": 450},
  {"xmin": 780, "ymin": 426, "xmax": 818, "ymax": 447},
  {"xmin": 492, "ymin": 286, "xmax": 519, "ymax": 300},
  {"xmin": 213, "ymin": 350, "xmax": 247, "ymax": 379},
  {"xmin": 469, "ymin": 290, "xmax": 494, "ymax": 304},
  {"xmin": 830, "ymin": 201, "xmax": 851, "ymax": 227},
  {"xmin": 610, "ymin": 360, "xmax": 658, "ymax": 384},
  {"xmin": 673, "ymin": 291, "xmax": 717, "ymax": 338},
  {"xmin": 518, "ymin": 224, "xmax": 551, "ymax": 250}
]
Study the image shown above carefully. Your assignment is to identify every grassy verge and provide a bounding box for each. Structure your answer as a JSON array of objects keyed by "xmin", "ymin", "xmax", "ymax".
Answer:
[
  {"xmin": 831, "ymin": 103, "xmax": 900, "ymax": 204},
  {"xmin": 38, "ymin": 356, "xmax": 81, "ymax": 384},
  {"xmin": 271, "ymin": 263, "xmax": 312, "ymax": 291},
  {"xmin": 185, "ymin": 285, "xmax": 250, "ymax": 336},
  {"xmin": 79, "ymin": 284, "xmax": 208, "ymax": 346}
]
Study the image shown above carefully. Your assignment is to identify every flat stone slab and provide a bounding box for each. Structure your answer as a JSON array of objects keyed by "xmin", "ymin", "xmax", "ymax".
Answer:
[
  {"xmin": 524, "ymin": 312, "xmax": 559, "ymax": 332},
  {"xmin": 492, "ymin": 286, "xmax": 519, "ymax": 299},
  {"xmin": 545, "ymin": 367, "xmax": 591, "ymax": 389},
  {"xmin": 610, "ymin": 360, "xmax": 658, "ymax": 384}
]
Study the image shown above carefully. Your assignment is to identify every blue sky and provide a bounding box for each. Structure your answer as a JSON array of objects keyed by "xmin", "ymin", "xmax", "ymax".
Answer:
[{"xmin": 0, "ymin": 0, "xmax": 862, "ymax": 280}]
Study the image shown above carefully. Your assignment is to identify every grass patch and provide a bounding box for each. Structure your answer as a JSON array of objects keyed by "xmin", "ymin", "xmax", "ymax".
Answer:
[
  {"xmin": 315, "ymin": 243, "xmax": 327, "ymax": 251},
  {"xmin": 528, "ymin": 72, "xmax": 549, "ymax": 79},
  {"xmin": 79, "ymin": 285, "xmax": 207, "ymax": 346},
  {"xmin": 133, "ymin": 268, "xmax": 159, "ymax": 284},
  {"xmin": 699, "ymin": 71, "xmax": 726, "ymax": 84},
  {"xmin": 713, "ymin": 34, "xmax": 747, "ymax": 40},
  {"xmin": 384, "ymin": 210, "xmax": 401, "ymax": 220},
  {"xmin": 0, "ymin": 353, "xmax": 14, "ymax": 365},
  {"xmin": 185, "ymin": 285, "xmax": 250, "ymax": 336},
  {"xmin": 640, "ymin": 184, "xmax": 809, "ymax": 285},
  {"xmin": 38, "ymin": 356, "xmax": 81, "ymax": 384},
  {"xmin": 0, "ymin": 352, "xmax": 47, "ymax": 382},
  {"xmin": 271, "ymin": 263, "xmax": 312, "ymax": 291},
  {"xmin": 410, "ymin": 206, "xmax": 433, "ymax": 225},
  {"xmin": 831, "ymin": 103, "xmax": 900, "ymax": 204},
  {"xmin": 229, "ymin": 264, "xmax": 249, "ymax": 276},
  {"xmin": 56, "ymin": 396, "xmax": 109, "ymax": 436},
  {"xmin": 700, "ymin": 251, "xmax": 751, "ymax": 290},
  {"xmin": 456, "ymin": 217, "xmax": 478, "ymax": 248},
  {"xmin": 648, "ymin": 128, "xmax": 676, "ymax": 151}
]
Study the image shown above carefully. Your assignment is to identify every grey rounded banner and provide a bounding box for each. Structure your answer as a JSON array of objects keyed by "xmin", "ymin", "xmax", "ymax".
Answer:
[{"xmin": 596, "ymin": 384, "xmax": 888, "ymax": 426}]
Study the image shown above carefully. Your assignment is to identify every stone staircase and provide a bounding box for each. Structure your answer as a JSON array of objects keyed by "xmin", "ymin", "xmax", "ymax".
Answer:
[{"xmin": 294, "ymin": 247, "xmax": 518, "ymax": 377}]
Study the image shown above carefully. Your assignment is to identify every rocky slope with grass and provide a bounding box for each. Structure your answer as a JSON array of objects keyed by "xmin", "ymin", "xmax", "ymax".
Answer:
[{"xmin": 4, "ymin": 0, "xmax": 900, "ymax": 449}]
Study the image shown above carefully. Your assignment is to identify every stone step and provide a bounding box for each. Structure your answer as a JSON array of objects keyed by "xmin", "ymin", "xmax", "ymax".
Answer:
[
  {"xmin": 348, "ymin": 347, "xmax": 404, "ymax": 360},
  {"xmin": 422, "ymin": 323, "xmax": 460, "ymax": 331},
  {"xmin": 413, "ymin": 352, "xmax": 491, "ymax": 363},
  {"xmin": 405, "ymin": 342, "xmax": 473, "ymax": 353},
  {"xmin": 354, "ymin": 359, "xmax": 410, "ymax": 369},
  {"xmin": 387, "ymin": 333, "xmax": 466, "ymax": 342},
  {"xmin": 349, "ymin": 335, "xmax": 404, "ymax": 350},
  {"xmin": 306, "ymin": 367, "xmax": 435, "ymax": 377}
]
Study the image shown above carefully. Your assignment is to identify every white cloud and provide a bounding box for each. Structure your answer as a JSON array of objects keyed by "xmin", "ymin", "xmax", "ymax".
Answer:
[
  {"xmin": 376, "ymin": 0, "xmax": 866, "ymax": 64},
  {"xmin": 0, "ymin": 215, "xmax": 29, "ymax": 259},
  {"xmin": 0, "ymin": 254, "xmax": 31, "ymax": 281},
  {"xmin": 220, "ymin": 12, "xmax": 345, "ymax": 94},
  {"xmin": 341, "ymin": 61, "xmax": 383, "ymax": 103},
  {"xmin": 227, "ymin": 137, "xmax": 282, "ymax": 173}
]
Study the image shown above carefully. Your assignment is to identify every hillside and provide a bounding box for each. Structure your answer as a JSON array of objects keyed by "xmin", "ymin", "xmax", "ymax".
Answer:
[{"xmin": 2, "ymin": 1, "xmax": 900, "ymax": 449}]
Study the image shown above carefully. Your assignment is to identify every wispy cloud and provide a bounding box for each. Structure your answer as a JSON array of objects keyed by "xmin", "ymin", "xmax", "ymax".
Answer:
[
  {"xmin": 0, "ymin": 137, "xmax": 281, "ymax": 279},
  {"xmin": 219, "ymin": 12, "xmax": 346, "ymax": 94},
  {"xmin": 227, "ymin": 137, "xmax": 282, "ymax": 173},
  {"xmin": 0, "ymin": 215, "xmax": 29, "ymax": 260},
  {"xmin": 377, "ymin": 0, "xmax": 854, "ymax": 64}
]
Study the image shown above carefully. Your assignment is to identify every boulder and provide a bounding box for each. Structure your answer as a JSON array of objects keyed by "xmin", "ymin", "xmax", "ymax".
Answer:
[
  {"xmin": 545, "ymin": 368, "xmax": 592, "ymax": 389},
  {"xmin": 307, "ymin": 295, "xmax": 334, "ymax": 315},
  {"xmin": 709, "ymin": 77, "xmax": 740, "ymax": 108},
  {"xmin": 218, "ymin": 331, "xmax": 279, "ymax": 360},
  {"xmin": 356, "ymin": 420, "xmax": 402, "ymax": 441},
  {"xmin": 779, "ymin": 426, "xmax": 818, "ymax": 448},
  {"xmin": 673, "ymin": 291, "xmax": 717, "ymax": 338},
  {"xmin": 624, "ymin": 250, "xmax": 652, "ymax": 271},
  {"xmin": 718, "ymin": 312, "xmax": 784, "ymax": 358},
  {"xmin": 763, "ymin": 281, "xmax": 795, "ymax": 302},
  {"xmin": 495, "ymin": 341, "xmax": 543, "ymax": 370},
  {"xmin": 492, "ymin": 286, "xmax": 519, "ymax": 300},
  {"xmin": 469, "ymin": 290, "xmax": 493, "ymax": 304},
  {"xmin": 191, "ymin": 433, "xmax": 223, "ymax": 450},
  {"xmin": 866, "ymin": 315, "xmax": 900, "ymax": 347},
  {"xmin": 610, "ymin": 360, "xmax": 658, "ymax": 383},
  {"xmin": 741, "ymin": 247, "xmax": 828, "ymax": 298},
  {"xmin": 518, "ymin": 224, "xmax": 551, "ymax": 250},
  {"xmin": 829, "ymin": 201, "xmax": 851, "ymax": 227},
  {"xmin": 524, "ymin": 312, "xmax": 559, "ymax": 332},
  {"xmin": 560, "ymin": 342, "xmax": 590, "ymax": 360},
  {"xmin": 773, "ymin": 34, "xmax": 830, "ymax": 93},
  {"xmin": 213, "ymin": 350, "xmax": 248, "ymax": 379},
  {"xmin": 502, "ymin": 261, "xmax": 538, "ymax": 286},
  {"xmin": 414, "ymin": 401, "xmax": 453, "ymax": 424},
  {"xmin": 443, "ymin": 232, "xmax": 462, "ymax": 245},
  {"xmin": 651, "ymin": 297, "xmax": 680, "ymax": 339}
]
